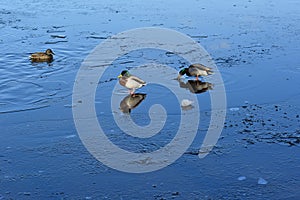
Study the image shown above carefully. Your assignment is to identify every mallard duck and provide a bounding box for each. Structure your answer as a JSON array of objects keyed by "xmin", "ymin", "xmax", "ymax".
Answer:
[
  {"xmin": 177, "ymin": 63, "xmax": 213, "ymax": 80},
  {"xmin": 120, "ymin": 93, "xmax": 146, "ymax": 113},
  {"xmin": 30, "ymin": 49, "xmax": 55, "ymax": 62},
  {"xmin": 118, "ymin": 70, "xmax": 146, "ymax": 94}
]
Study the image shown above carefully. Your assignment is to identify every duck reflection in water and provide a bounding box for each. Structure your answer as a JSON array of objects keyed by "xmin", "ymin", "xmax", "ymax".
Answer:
[
  {"xmin": 178, "ymin": 79, "xmax": 213, "ymax": 94},
  {"xmin": 119, "ymin": 93, "xmax": 146, "ymax": 113}
]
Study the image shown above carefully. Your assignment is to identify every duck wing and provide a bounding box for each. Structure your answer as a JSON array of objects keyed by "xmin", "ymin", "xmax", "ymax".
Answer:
[
  {"xmin": 188, "ymin": 66, "xmax": 200, "ymax": 76},
  {"xmin": 30, "ymin": 52, "xmax": 44, "ymax": 59},
  {"xmin": 190, "ymin": 64, "xmax": 213, "ymax": 73},
  {"xmin": 130, "ymin": 76, "xmax": 146, "ymax": 85},
  {"xmin": 123, "ymin": 75, "xmax": 146, "ymax": 89}
]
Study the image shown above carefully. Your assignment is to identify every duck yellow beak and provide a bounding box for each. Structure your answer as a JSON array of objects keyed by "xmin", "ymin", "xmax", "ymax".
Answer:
[
  {"xmin": 177, "ymin": 74, "xmax": 182, "ymax": 80},
  {"xmin": 117, "ymin": 74, "xmax": 122, "ymax": 78}
]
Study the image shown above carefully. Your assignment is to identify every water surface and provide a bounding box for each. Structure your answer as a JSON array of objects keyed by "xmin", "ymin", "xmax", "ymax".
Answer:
[{"xmin": 1, "ymin": 0, "xmax": 300, "ymax": 199}]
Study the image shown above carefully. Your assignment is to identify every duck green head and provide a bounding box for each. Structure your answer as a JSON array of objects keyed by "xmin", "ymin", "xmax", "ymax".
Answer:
[
  {"xmin": 179, "ymin": 68, "xmax": 189, "ymax": 76},
  {"xmin": 177, "ymin": 68, "xmax": 188, "ymax": 79},
  {"xmin": 118, "ymin": 70, "xmax": 130, "ymax": 78},
  {"xmin": 179, "ymin": 68, "xmax": 188, "ymax": 76},
  {"xmin": 45, "ymin": 49, "xmax": 55, "ymax": 55}
]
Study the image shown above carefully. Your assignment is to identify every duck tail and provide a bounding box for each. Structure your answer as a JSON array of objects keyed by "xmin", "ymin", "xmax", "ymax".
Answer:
[{"xmin": 207, "ymin": 70, "xmax": 214, "ymax": 75}]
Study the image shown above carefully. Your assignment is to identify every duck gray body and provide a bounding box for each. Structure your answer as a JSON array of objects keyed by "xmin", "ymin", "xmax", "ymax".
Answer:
[
  {"xmin": 118, "ymin": 70, "xmax": 146, "ymax": 94},
  {"xmin": 178, "ymin": 63, "xmax": 213, "ymax": 80}
]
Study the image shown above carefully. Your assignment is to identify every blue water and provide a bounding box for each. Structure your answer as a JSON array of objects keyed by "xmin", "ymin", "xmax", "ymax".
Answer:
[{"xmin": 1, "ymin": 0, "xmax": 300, "ymax": 199}]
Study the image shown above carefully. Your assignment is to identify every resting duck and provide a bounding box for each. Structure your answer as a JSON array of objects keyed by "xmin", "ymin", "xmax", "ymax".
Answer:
[
  {"xmin": 118, "ymin": 70, "xmax": 146, "ymax": 94},
  {"xmin": 30, "ymin": 49, "xmax": 55, "ymax": 62},
  {"xmin": 177, "ymin": 63, "xmax": 213, "ymax": 80}
]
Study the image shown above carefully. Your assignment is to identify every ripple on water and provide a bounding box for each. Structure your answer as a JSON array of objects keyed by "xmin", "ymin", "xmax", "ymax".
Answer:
[
  {"xmin": 0, "ymin": 45, "xmax": 81, "ymax": 114},
  {"xmin": 0, "ymin": 80, "xmax": 48, "ymax": 113}
]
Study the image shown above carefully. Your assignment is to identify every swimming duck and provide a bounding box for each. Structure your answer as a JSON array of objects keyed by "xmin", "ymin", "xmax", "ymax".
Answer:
[
  {"xmin": 118, "ymin": 70, "xmax": 146, "ymax": 94},
  {"xmin": 30, "ymin": 49, "xmax": 55, "ymax": 62},
  {"xmin": 177, "ymin": 63, "xmax": 213, "ymax": 80}
]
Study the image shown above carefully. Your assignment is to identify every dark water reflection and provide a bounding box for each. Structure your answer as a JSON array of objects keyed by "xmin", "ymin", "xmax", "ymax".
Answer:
[
  {"xmin": 178, "ymin": 79, "xmax": 213, "ymax": 94},
  {"xmin": 119, "ymin": 93, "xmax": 147, "ymax": 113}
]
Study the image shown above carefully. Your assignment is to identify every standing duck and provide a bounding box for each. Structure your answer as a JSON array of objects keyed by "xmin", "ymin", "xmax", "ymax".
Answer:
[
  {"xmin": 118, "ymin": 70, "xmax": 146, "ymax": 94},
  {"xmin": 177, "ymin": 63, "xmax": 213, "ymax": 80},
  {"xmin": 30, "ymin": 49, "xmax": 55, "ymax": 62}
]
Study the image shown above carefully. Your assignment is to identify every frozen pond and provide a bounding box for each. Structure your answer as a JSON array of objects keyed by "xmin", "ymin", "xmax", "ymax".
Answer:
[{"xmin": 1, "ymin": 0, "xmax": 300, "ymax": 199}]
